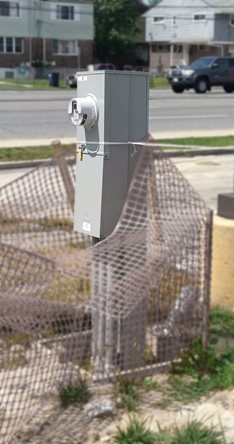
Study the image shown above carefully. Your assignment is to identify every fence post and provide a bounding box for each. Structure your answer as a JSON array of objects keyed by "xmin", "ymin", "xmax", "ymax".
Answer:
[{"xmin": 202, "ymin": 210, "xmax": 213, "ymax": 348}]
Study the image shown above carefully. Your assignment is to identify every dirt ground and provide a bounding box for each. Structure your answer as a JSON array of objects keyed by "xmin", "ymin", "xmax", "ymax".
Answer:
[{"xmin": 13, "ymin": 374, "xmax": 234, "ymax": 444}]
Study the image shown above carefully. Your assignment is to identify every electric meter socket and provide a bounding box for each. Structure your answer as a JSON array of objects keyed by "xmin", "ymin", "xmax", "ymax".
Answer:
[{"xmin": 68, "ymin": 94, "xmax": 98, "ymax": 129}]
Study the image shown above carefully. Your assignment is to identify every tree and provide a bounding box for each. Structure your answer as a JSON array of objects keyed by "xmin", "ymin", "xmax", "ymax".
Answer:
[{"xmin": 94, "ymin": 0, "xmax": 139, "ymax": 62}]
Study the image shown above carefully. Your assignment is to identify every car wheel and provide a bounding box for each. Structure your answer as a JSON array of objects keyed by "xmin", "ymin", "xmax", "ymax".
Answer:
[
  {"xmin": 195, "ymin": 78, "xmax": 208, "ymax": 94},
  {"xmin": 172, "ymin": 85, "xmax": 184, "ymax": 93},
  {"xmin": 223, "ymin": 85, "xmax": 234, "ymax": 93}
]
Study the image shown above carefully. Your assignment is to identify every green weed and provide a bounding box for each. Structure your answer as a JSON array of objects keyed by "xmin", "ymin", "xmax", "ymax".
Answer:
[
  {"xmin": 160, "ymin": 135, "xmax": 234, "ymax": 147},
  {"xmin": 114, "ymin": 418, "xmax": 229, "ymax": 444},
  {"xmin": 115, "ymin": 380, "xmax": 140, "ymax": 412},
  {"xmin": 142, "ymin": 377, "xmax": 158, "ymax": 391},
  {"xmin": 114, "ymin": 417, "xmax": 156, "ymax": 444},
  {"xmin": 59, "ymin": 380, "xmax": 91, "ymax": 408},
  {"xmin": 210, "ymin": 306, "xmax": 234, "ymax": 338},
  {"xmin": 168, "ymin": 339, "xmax": 234, "ymax": 401},
  {"xmin": 170, "ymin": 420, "xmax": 227, "ymax": 444}
]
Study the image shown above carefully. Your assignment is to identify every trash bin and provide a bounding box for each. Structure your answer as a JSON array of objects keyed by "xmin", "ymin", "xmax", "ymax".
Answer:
[{"xmin": 48, "ymin": 72, "xmax": 60, "ymax": 87}]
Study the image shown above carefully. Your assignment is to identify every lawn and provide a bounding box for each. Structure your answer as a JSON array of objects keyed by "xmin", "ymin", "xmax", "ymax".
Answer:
[
  {"xmin": 0, "ymin": 145, "xmax": 74, "ymax": 162},
  {"xmin": 0, "ymin": 136, "xmax": 234, "ymax": 163},
  {"xmin": 0, "ymin": 78, "xmax": 67, "ymax": 90},
  {"xmin": 149, "ymin": 76, "xmax": 169, "ymax": 89},
  {"xmin": 0, "ymin": 76, "xmax": 169, "ymax": 90}
]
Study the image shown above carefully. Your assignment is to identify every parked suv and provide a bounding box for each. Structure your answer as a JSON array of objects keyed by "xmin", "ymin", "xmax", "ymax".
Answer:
[{"xmin": 167, "ymin": 56, "xmax": 234, "ymax": 94}]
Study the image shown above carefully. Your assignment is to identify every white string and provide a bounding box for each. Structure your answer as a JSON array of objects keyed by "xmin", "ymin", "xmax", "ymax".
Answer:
[{"xmin": 76, "ymin": 141, "xmax": 159, "ymax": 147}]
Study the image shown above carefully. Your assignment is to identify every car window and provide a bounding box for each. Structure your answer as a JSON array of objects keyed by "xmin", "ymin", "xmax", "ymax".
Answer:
[
  {"xmin": 229, "ymin": 59, "xmax": 234, "ymax": 68},
  {"xmin": 214, "ymin": 59, "xmax": 229, "ymax": 69},
  {"xmin": 190, "ymin": 57, "xmax": 216, "ymax": 69}
]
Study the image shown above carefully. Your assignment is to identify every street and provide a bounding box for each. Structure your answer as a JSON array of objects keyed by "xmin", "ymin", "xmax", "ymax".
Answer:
[
  {"xmin": 0, "ymin": 89, "xmax": 234, "ymax": 142},
  {"xmin": 1, "ymin": 154, "xmax": 233, "ymax": 213}
]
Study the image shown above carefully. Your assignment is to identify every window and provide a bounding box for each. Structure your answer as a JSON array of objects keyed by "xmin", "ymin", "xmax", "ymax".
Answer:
[
  {"xmin": 151, "ymin": 44, "xmax": 170, "ymax": 53},
  {"xmin": 6, "ymin": 36, "xmax": 13, "ymax": 52},
  {"xmin": 153, "ymin": 16, "xmax": 164, "ymax": 24},
  {"xmin": 174, "ymin": 44, "xmax": 182, "ymax": 53},
  {"xmin": 214, "ymin": 58, "xmax": 228, "ymax": 69},
  {"xmin": 56, "ymin": 4, "xmax": 74, "ymax": 20},
  {"xmin": 0, "ymin": 36, "xmax": 23, "ymax": 53},
  {"xmin": 193, "ymin": 13, "xmax": 206, "ymax": 22},
  {"xmin": 0, "ymin": 1, "xmax": 20, "ymax": 17},
  {"xmin": 52, "ymin": 40, "xmax": 77, "ymax": 55},
  {"xmin": 230, "ymin": 15, "xmax": 234, "ymax": 26},
  {"xmin": 15, "ymin": 37, "xmax": 22, "ymax": 53}
]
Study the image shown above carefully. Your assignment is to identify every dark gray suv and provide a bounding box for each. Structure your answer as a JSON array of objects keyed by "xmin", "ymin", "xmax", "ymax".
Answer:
[{"xmin": 167, "ymin": 56, "xmax": 234, "ymax": 94}]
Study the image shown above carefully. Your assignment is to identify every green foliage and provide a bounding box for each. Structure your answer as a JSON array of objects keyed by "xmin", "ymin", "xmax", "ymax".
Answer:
[
  {"xmin": 168, "ymin": 339, "xmax": 234, "ymax": 401},
  {"xmin": 210, "ymin": 306, "xmax": 234, "ymax": 338},
  {"xmin": 0, "ymin": 144, "xmax": 73, "ymax": 162},
  {"xmin": 59, "ymin": 380, "xmax": 91, "ymax": 408},
  {"xmin": 168, "ymin": 375, "xmax": 217, "ymax": 402},
  {"xmin": 1, "ymin": 137, "xmax": 234, "ymax": 163},
  {"xmin": 159, "ymin": 135, "xmax": 234, "ymax": 147},
  {"xmin": 114, "ymin": 417, "xmax": 228, "ymax": 444},
  {"xmin": 170, "ymin": 338, "xmax": 222, "ymax": 377},
  {"xmin": 142, "ymin": 377, "xmax": 158, "ymax": 391},
  {"xmin": 149, "ymin": 76, "xmax": 169, "ymax": 89},
  {"xmin": 94, "ymin": 0, "xmax": 139, "ymax": 61},
  {"xmin": 171, "ymin": 420, "xmax": 227, "ymax": 444},
  {"xmin": 116, "ymin": 379, "xmax": 140, "ymax": 411},
  {"xmin": 0, "ymin": 78, "xmax": 67, "ymax": 90},
  {"xmin": 114, "ymin": 417, "xmax": 156, "ymax": 444}
]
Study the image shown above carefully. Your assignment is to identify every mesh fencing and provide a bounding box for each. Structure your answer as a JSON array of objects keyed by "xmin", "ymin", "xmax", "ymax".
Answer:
[{"xmin": 0, "ymin": 145, "xmax": 212, "ymax": 443}]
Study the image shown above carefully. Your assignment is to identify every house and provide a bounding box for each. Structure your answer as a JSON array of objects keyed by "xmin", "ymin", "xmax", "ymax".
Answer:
[
  {"xmin": 144, "ymin": 0, "xmax": 234, "ymax": 73},
  {"xmin": 0, "ymin": 0, "xmax": 94, "ymax": 78}
]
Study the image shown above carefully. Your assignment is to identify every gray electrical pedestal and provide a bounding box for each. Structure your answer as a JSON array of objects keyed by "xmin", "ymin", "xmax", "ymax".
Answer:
[
  {"xmin": 68, "ymin": 70, "xmax": 149, "ymax": 377},
  {"xmin": 68, "ymin": 70, "xmax": 149, "ymax": 239}
]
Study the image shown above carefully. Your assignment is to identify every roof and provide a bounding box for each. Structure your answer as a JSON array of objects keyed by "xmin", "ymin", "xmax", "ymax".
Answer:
[
  {"xmin": 143, "ymin": 0, "xmax": 234, "ymax": 16},
  {"xmin": 205, "ymin": 0, "xmax": 234, "ymax": 12}
]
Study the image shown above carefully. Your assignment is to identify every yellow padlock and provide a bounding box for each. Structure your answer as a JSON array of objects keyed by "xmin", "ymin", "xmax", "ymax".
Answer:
[{"xmin": 78, "ymin": 148, "xmax": 83, "ymax": 161}]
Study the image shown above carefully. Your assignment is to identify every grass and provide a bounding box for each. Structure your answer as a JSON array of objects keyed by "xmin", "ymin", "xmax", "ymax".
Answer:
[
  {"xmin": 114, "ymin": 417, "xmax": 156, "ymax": 444},
  {"xmin": 0, "ymin": 76, "xmax": 168, "ymax": 90},
  {"xmin": 159, "ymin": 135, "xmax": 234, "ymax": 147},
  {"xmin": 167, "ymin": 337, "xmax": 234, "ymax": 402},
  {"xmin": 115, "ymin": 380, "xmax": 140, "ymax": 412},
  {"xmin": 153, "ymin": 308, "xmax": 234, "ymax": 404},
  {"xmin": 149, "ymin": 76, "xmax": 169, "ymax": 89},
  {"xmin": 210, "ymin": 306, "xmax": 234, "ymax": 338},
  {"xmin": 0, "ymin": 78, "xmax": 67, "ymax": 90},
  {"xmin": 0, "ymin": 144, "xmax": 74, "ymax": 162},
  {"xmin": 59, "ymin": 380, "xmax": 91, "ymax": 408},
  {"xmin": 167, "ymin": 420, "xmax": 228, "ymax": 444},
  {"xmin": 0, "ymin": 136, "xmax": 234, "ymax": 163},
  {"xmin": 115, "ymin": 377, "xmax": 158, "ymax": 412},
  {"xmin": 114, "ymin": 417, "xmax": 229, "ymax": 444}
]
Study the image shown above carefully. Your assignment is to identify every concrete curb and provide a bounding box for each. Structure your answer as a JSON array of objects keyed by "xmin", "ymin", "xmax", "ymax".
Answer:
[{"xmin": 1, "ymin": 147, "xmax": 234, "ymax": 170}]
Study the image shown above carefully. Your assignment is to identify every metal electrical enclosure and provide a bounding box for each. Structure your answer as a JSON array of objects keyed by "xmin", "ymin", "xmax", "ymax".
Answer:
[{"xmin": 70, "ymin": 70, "xmax": 149, "ymax": 239}]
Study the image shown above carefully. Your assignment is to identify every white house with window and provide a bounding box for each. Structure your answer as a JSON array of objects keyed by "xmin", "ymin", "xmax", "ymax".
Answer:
[
  {"xmin": 0, "ymin": 0, "xmax": 94, "ymax": 77},
  {"xmin": 144, "ymin": 0, "xmax": 234, "ymax": 72}
]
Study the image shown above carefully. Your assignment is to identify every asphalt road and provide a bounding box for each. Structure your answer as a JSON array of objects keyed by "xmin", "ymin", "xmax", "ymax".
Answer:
[
  {"xmin": 0, "ymin": 88, "xmax": 234, "ymax": 142},
  {"xmin": 1, "ymin": 154, "xmax": 233, "ymax": 212}
]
